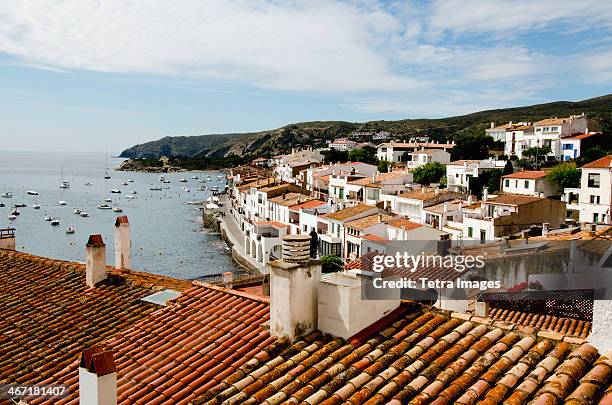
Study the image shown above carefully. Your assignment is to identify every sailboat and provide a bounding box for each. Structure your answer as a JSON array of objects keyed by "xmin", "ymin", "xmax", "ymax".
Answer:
[
  {"xmin": 1, "ymin": 185, "xmax": 12, "ymax": 198},
  {"xmin": 32, "ymin": 197, "xmax": 41, "ymax": 209},
  {"xmin": 59, "ymin": 163, "xmax": 70, "ymax": 189},
  {"xmin": 104, "ymin": 153, "xmax": 111, "ymax": 179}
]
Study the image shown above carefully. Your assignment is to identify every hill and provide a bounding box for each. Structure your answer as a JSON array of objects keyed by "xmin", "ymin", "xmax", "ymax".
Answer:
[{"xmin": 119, "ymin": 94, "xmax": 612, "ymax": 160}]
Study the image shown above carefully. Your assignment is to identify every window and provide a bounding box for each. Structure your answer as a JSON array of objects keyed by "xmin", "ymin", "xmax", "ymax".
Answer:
[
  {"xmin": 536, "ymin": 128, "xmax": 542, "ymax": 132},
  {"xmin": 524, "ymin": 180, "xmax": 529, "ymax": 188},
  {"xmin": 258, "ymin": 194, "xmax": 263, "ymax": 204},
  {"xmin": 563, "ymin": 144, "xmax": 573, "ymax": 150},
  {"xmin": 515, "ymin": 180, "xmax": 518, "ymax": 188},
  {"xmin": 588, "ymin": 173, "xmax": 601, "ymax": 188},
  {"xmin": 339, "ymin": 188, "xmax": 344, "ymax": 199},
  {"xmin": 551, "ymin": 126, "xmax": 558, "ymax": 132},
  {"xmin": 468, "ymin": 227, "xmax": 473, "ymax": 238},
  {"xmin": 594, "ymin": 213, "xmax": 599, "ymax": 223},
  {"xmin": 543, "ymin": 127, "xmax": 550, "ymax": 132},
  {"xmin": 505, "ymin": 179, "xmax": 510, "ymax": 187},
  {"xmin": 590, "ymin": 195, "xmax": 601, "ymax": 204}
]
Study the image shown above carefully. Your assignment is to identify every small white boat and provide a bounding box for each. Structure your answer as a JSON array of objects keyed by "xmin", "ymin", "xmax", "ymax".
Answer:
[
  {"xmin": 60, "ymin": 181, "xmax": 70, "ymax": 189},
  {"xmin": 126, "ymin": 195, "xmax": 136, "ymax": 200},
  {"xmin": 8, "ymin": 214, "xmax": 16, "ymax": 220},
  {"xmin": 84, "ymin": 182, "xmax": 93, "ymax": 186},
  {"xmin": 66, "ymin": 226, "xmax": 75, "ymax": 234},
  {"xmin": 50, "ymin": 219, "xmax": 60, "ymax": 226},
  {"xmin": 112, "ymin": 207, "xmax": 123, "ymax": 212},
  {"xmin": 130, "ymin": 190, "xmax": 138, "ymax": 195},
  {"xmin": 159, "ymin": 175, "xmax": 165, "ymax": 182},
  {"xmin": 58, "ymin": 201, "xmax": 67, "ymax": 206},
  {"xmin": 162, "ymin": 186, "xmax": 170, "ymax": 190},
  {"xmin": 1, "ymin": 192, "xmax": 13, "ymax": 198},
  {"xmin": 150, "ymin": 186, "xmax": 162, "ymax": 191},
  {"xmin": 163, "ymin": 180, "xmax": 171, "ymax": 184},
  {"xmin": 192, "ymin": 175, "xmax": 199, "ymax": 180},
  {"xmin": 80, "ymin": 212, "xmax": 89, "ymax": 217},
  {"xmin": 205, "ymin": 203, "xmax": 219, "ymax": 210},
  {"xmin": 27, "ymin": 190, "xmax": 39, "ymax": 195},
  {"xmin": 104, "ymin": 198, "xmax": 112, "ymax": 203},
  {"xmin": 182, "ymin": 186, "xmax": 190, "ymax": 192},
  {"xmin": 206, "ymin": 196, "xmax": 220, "ymax": 203},
  {"xmin": 110, "ymin": 189, "xmax": 121, "ymax": 194},
  {"xmin": 44, "ymin": 213, "xmax": 51, "ymax": 221},
  {"xmin": 11, "ymin": 208, "xmax": 20, "ymax": 216},
  {"xmin": 33, "ymin": 203, "xmax": 41, "ymax": 209},
  {"xmin": 0, "ymin": 202, "xmax": 4, "ymax": 207},
  {"xmin": 97, "ymin": 204, "xmax": 112, "ymax": 210},
  {"xmin": 179, "ymin": 178, "xmax": 187, "ymax": 183},
  {"xmin": 74, "ymin": 208, "xmax": 81, "ymax": 214},
  {"xmin": 14, "ymin": 203, "xmax": 26, "ymax": 208},
  {"xmin": 128, "ymin": 179, "xmax": 134, "ymax": 183}
]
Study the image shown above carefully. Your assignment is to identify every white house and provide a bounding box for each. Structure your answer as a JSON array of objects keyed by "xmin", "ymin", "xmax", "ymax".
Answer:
[
  {"xmin": 485, "ymin": 122, "xmax": 509, "ymax": 142},
  {"xmin": 530, "ymin": 115, "xmax": 588, "ymax": 160},
  {"xmin": 446, "ymin": 159, "xmax": 504, "ymax": 193},
  {"xmin": 405, "ymin": 149, "xmax": 451, "ymax": 169},
  {"xmin": 320, "ymin": 204, "xmax": 380, "ymax": 258},
  {"xmin": 376, "ymin": 141, "xmax": 455, "ymax": 163},
  {"xmin": 503, "ymin": 122, "xmax": 534, "ymax": 159},
  {"xmin": 560, "ymin": 132, "xmax": 602, "ymax": 162},
  {"xmin": 501, "ymin": 171, "xmax": 559, "ymax": 198},
  {"xmin": 574, "ymin": 156, "xmax": 612, "ymax": 224},
  {"xmin": 329, "ymin": 138, "xmax": 358, "ymax": 151}
]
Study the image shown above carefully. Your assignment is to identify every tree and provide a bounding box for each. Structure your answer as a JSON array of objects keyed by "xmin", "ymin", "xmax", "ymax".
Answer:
[
  {"xmin": 322, "ymin": 149, "xmax": 348, "ymax": 163},
  {"xmin": 321, "ymin": 255, "xmax": 344, "ymax": 273},
  {"xmin": 413, "ymin": 162, "xmax": 446, "ymax": 185},
  {"xmin": 502, "ymin": 160, "xmax": 514, "ymax": 176},
  {"xmin": 451, "ymin": 130, "xmax": 494, "ymax": 160},
  {"xmin": 547, "ymin": 163, "xmax": 580, "ymax": 190},
  {"xmin": 377, "ymin": 159, "xmax": 390, "ymax": 173},
  {"xmin": 348, "ymin": 146, "xmax": 377, "ymax": 164}
]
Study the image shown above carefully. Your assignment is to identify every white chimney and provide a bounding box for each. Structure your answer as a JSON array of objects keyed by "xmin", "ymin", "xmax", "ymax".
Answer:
[
  {"xmin": 269, "ymin": 235, "xmax": 321, "ymax": 341},
  {"xmin": 467, "ymin": 195, "xmax": 474, "ymax": 205},
  {"xmin": 483, "ymin": 188, "xmax": 489, "ymax": 201},
  {"xmin": 318, "ymin": 272, "xmax": 400, "ymax": 339},
  {"xmin": 79, "ymin": 348, "xmax": 117, "ymax": 405},
  {"xmin": 114, "ymin": 216, "xmax": 131, "ymax": 270},
  {"xmin": 490, "ymin": 122, "xmax": 495, "ymax": 129},
  {"xmin": 222, "ymin": 271, "xmax": 233, "ymax": 288},
  {"xmin": 0, "ymin": 228, "xmax": 16, "ymax": 250},
  {"xmin": 542, "ymin": 223, "xmax": 549, "ymax": 236},
  {"xmin": 86, "ymin": 235, "xmax": 107, "ymax": 288},
  {"xmin": 377, "ymin": 214, "xmax": 383, "ymax": 224}
]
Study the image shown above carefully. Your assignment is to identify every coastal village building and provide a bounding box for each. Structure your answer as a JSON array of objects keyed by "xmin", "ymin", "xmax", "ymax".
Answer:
[
  {"xmin": 501, "ymin": 170, "xmax": 559, "ymax": 197},
  {"xmin": 320, "ymin": 203, "xmax": 380, "ymax": 258},
  {"xmin": 499, "ymin": 115, "xmax": 590, "ymax": 160},
  {"xmin": 273, "ymin": 148, "xmax": 324, "ymax": 183},
  {"xmin": 376, "ymin": 140, "xmax": 455, "ymax": 163},
  {"xmin": 405, "ymin": 148, "xmax": 451, "ymax": 169},
  {"xmin": 446, "ymin": 158, "xmax": 504, "ymax": 193},
  {"xmin": 328, "ymin": 137, "xmax": 358, "ymax": 151},
  {"xmin": 560, "ymin": 132, "xmax": 603, "ymax": 161},
  {"xmin": 306, "ymin": 162, "xmax": 377, "ymax": 201},
  {"xmin": 563, "ymin": 155, "xmax": 612, "ymax": 224},
  {"xmin": 485, "ymin": 121, "xmax": 509, "ymax": 141},
  {"xmin": 462, "ymin": 194, "xmax": 567, "ymax": 241}
]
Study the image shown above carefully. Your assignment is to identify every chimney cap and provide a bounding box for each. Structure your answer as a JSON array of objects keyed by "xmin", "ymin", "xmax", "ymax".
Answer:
[
  {"xmin": 86, "ymin": 234, "xmax": 105, "ymax": 247},
  {"xmin": 114, "ymin": 215, "xmax": 129, "ymax": 226}
]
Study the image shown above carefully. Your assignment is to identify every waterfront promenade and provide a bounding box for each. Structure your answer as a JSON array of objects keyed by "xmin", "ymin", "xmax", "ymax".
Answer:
[{"xmin": 218, "ymin": 196, "xmax": 267, "ymax": 273}]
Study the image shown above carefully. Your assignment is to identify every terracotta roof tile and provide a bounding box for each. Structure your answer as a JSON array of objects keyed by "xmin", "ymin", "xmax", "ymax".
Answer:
[
  {"xmin": 323, "ymin": 204, "xmax": 378, "ymax": 221},
  {"xmin": 582, "ymin": 155, "xmax": 612, "ymax": 169},
  {"xmin": 502, "ymin": 171, "xmax": 548, "ymax": 179}
]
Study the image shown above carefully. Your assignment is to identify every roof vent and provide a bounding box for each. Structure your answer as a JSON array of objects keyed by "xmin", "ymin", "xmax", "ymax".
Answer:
[
  {"xmin": 140, "ymin": 289, "xmax": 181, "ymax": 306},
  {"xmin": 281, "ymin": 235, "xmax": 310, "ymax": 263}
]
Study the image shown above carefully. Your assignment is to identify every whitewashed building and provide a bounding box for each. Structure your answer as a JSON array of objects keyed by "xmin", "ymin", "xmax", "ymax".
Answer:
[{"xmin": 501, "ymin": 171, "xmax": 559, "ymax": 198}]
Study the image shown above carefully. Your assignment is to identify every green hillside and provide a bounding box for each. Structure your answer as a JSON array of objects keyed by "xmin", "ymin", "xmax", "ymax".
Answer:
[{"xmin": 120, "ymin": 94, "xmax": 612, "ymax": 159}]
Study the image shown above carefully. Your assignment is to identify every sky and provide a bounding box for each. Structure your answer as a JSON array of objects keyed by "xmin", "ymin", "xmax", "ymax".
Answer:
[{"xmin": 0, "ymin": 0, "xmax": 611, "ymax": 153}]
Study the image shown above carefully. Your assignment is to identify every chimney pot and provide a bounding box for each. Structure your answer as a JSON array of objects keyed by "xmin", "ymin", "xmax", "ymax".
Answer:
[
  {"xmin": 114, "ymin": 216, "xmax": 131, "ymax": 270},
  {"xmin": 0, "ymin": 228, "xmax": 16, "ymax": 250},
  {"xmin": 86, "ymin": 235, "xmax": 107, "ymax": 288},
  {"xmin": 222, "ymin": 271, "xmax": 233, "ymax": 289},
  {"xmin": 79, "ymin": 348, "xmax": 117, "ymax": 405},
  {"xmin": 377, "ymin": 214, "xmax": 383, "ymax": 223}
]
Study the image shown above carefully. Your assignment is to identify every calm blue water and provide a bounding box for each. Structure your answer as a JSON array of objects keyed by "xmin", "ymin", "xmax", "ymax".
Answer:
[{"xmin": 0, "ymin": 151, "xmax": 238, "ymax": 279}]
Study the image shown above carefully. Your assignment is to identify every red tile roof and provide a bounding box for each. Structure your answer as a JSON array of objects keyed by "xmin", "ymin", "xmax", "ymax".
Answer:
[
  {"xmin": 387, "ymin": 217, "xmax": 422, "ymax": 230},
  {"xmin": 289, "ymin": 199, "xmax": 327, "ymax": 211},
  {"xmin": 37, "ymin": 282, "xmax": 275, "ymax": 405},
  {"xmin": 198, "ymin": 302, "xmax": 608, "ymax": 405},
  {"xmin": 582, "ymin": 155, "xmax": 612, "ymax": 169},
  {"xmin": 563, "ymin": 132, "xmax": 600, "ymax": 140},
  {"xmin": 485, "ymin": 194, "xmax": 544, "ymax": 206},
  {"xmin": 502, "ymin": 170, "xmax": 548, "ymax": 179},
  {"xmin": 361, "ymin": 234, "xmax": 391, "ymax": 244},
  {"xmin": 255, "ymin": 221, "xmax": 290, "ymax": 229},
  {"xmin": 488, "ymin": 307, "xmax": 591, "ymax": 338},
  {"xmin": 0, "ymin": 249, "xmax": 191, "ymax": 387}
]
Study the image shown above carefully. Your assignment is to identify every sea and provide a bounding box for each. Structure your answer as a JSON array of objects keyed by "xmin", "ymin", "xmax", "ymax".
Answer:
[{"xmin": 0, "ymin": 151, "xmax": 239, "ymax": 279}]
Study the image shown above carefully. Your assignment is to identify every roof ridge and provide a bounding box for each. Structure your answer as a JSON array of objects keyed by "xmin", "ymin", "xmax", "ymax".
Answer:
[
  {"xmin": 192, "ymin": 280, "xmax": 270, "ymax": 304},
  {"xmin": 0, "ymin": 248, "xmax": 84, "ymax": 273}
]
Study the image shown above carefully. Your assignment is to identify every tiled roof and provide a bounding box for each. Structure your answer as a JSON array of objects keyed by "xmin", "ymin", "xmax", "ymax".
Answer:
[
  {"xmin": 387, "ymin": 218, "xmax": 422, "ymax": 230},
  {"xmin": 398, "ymin": 189, "xmax": 443, "ymax": 202},
  {"xmin": 534, "ymin": 117, "xmax": 571, "ymax": 125},
  {"xmin": 323, "ymin": 204, "xmax": 378, "ymax": 221},
  {"xmin": 563, "ymin": 132, "xmax": 600, "ymax": 140},
  {"xmin": 237, "ymin": 177, "xmax": 278, "ymax": 191},
  {"xmin": 485, "ymin": 194, "xmax": 544, "ymax": 206},
  {"xmin": 290, "ymin": 200, "xmax": 327, "ymax": 211},
  {"xmin": 582, "ymin": 155, "xmax": 612, "ymax": 169},
  {"xmin": 0, "ymin": 249, "xmax": 190, "ymax": 386},
  {"xmin": 448, "ymin": 160, "xmax": 482, "ymax": 166},
  {"xmin": 488, "ymin": 308, "xmax": 591, "ymax": 338},
  {"xmin": 38, "ymin": 283, "xmax": 275, "ymax": 405},
  {"xmin": 345, "ymin": 214, "xmax": 394, "ymax": 231},
  {"xmin": 361, "ymin": 234, "xmax": 392, "ymax": 244},
  {"xmin": 502, "ymin": 171, "xmax": 548, "ymax": 179},
  {"xmin": 269, "ymin": 192, "xmax": 312, "ymax": 207},
  {"xmin": 255, "ymin": 221, "xmax": 290, "ymax": 229},
  {"xmin": 199, "ymin": 302, "xmax": 610, "ymax": 405}
]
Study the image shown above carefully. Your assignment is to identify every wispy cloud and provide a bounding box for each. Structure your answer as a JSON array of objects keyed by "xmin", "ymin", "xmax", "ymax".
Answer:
[{"xmin": 0, "ymin": 0, "xmax": 610, "ymax": 116}]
